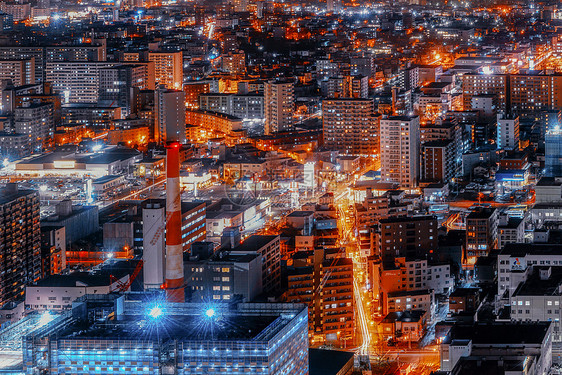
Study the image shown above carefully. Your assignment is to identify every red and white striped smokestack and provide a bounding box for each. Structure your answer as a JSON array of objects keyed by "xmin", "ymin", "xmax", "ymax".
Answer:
[{"xmin": 165, "ymin": 142, "xmax": 184, "ymax": 302}]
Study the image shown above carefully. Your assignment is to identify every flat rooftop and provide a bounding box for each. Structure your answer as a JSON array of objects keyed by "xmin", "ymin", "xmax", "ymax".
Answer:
[
  {"xmin": 513, "ymin": 266, "xmax": 562, "ymax": 296},
  {"xmin": 453, "ymin": 356, "xmax": 531, "ymax": 375},
  {"xmin": 57, "ymin": 313, "xmax": 278, "ymax": 341},
  {"xmin": 0, "ymin": 186, "xmax": 36, "ymax": 205},
  {"xmin": 500, "ymin": 243, "xmax": 562, "ymax": 257},
  {"xmin": 445, "ymin": 322, "xmax": 550, "ymax": 345},
  {"xmin": 233, "ymin": 235, "xmax": 278, "ymax": 253},
  {"xmin": 309, "ymin": 349, "xmax": 354, "ymax": 375}
]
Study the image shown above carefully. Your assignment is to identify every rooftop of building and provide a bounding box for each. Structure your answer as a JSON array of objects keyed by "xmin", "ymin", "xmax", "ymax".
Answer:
[
  {"xmin": 309, "ymin": 349, "xmax": 354, "ymax": 375},
  {"xmin": 181, "ymin": 200, "xmax": 205, "ymax": 213},
  {"xmin": 450, "ymin": 287, "xmax": 480, "ymax": 298},
  {"xmin": 498, "ymin": 217, "xmax": 524, "ymax": 229},
  {"xmin": 92, "ymin": 174, "xmax": 122, "ymax": 184},
  {"xmin": 499, "ymin": 243, "xmax": 562, "ymax": 257},
  {"xmin": 287, "ymin": 210, "xmax": 315, "ymax": 217},
  {"xmin": 44, "ymin": 299, "xmax": 306, "ymax": 344},
  {"xmin": 536, "ymin": 176, "xmax": 562, "ymax": 187},
  {"xmin": 512, "ymin": 266, "xmax": 562, "ymax": 296},
  {"xmin": 187, "ymin": 108, "xmax": 242, "ymax": 121},
  {"xmin": 379, "ymin": 215, "xmax": 436, "ymax": 224},
  {"xmin": 0, "ymin": 184, "xmax": 36, "ymax": 205},
  {"xmin": 424, "ymin": 82, "xmax": 451, "ymax": 89},
  {"xmin": 452, "ymin": 356, "xmax": 533, "ymax": 375},
  {"xmin": 388, "ymin": 289, "xmax": 433, "ymax": 298},
  {"xmin": 444, "ymin": 321, "xmax": 551, "ymax": 346},
  {"xmin": 382, "ymin": 310, "xmax": 426, "ymax": 323},
  {"xmin": 382, "ymin": 115, "xmax": 418, "ymax": 121},
  {"xmin": 533, "ymin": 202, "xmax": 562, "ymax": 208},
  {"xmin": 18, "ymin": 147, "xmax": 141, "ymax": 166},
  {"xmin": 34, "ymin": 260, "xmax": 135, "ymax": 288},
  {"xmin": 232, "ymin": 235, "xmax": 278, "ymax": 253},
  {"xmin": 58, "ymin": 311, "xmax": 278, "ymax": 341},
  {"xmin": 467, "ymin": 207, "xmax": 496, "ymax": 219}
]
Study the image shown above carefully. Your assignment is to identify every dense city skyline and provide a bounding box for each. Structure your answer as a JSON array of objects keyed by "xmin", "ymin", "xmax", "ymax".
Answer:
[{"xmin": 0, "ymin": 0, "xmax": 562, "ymax": 374}]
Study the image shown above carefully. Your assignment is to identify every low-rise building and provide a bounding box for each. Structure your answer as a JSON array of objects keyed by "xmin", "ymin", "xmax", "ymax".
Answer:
[
  {"xmin": 186, "ymin": 109, "xmax": 243, "ymax": 136},
  {"xmin": 185, "ymin": 246, "xmax": 262, "ymax": 302},
  {"xmin": 24, "ymin": 260, "xmax": 134, "ymax": 311},
  {"xmin": 381, "ymin": 310, "xmax": 428, "ymax": 343},
  {"xmin": 498, "ymin": 214, "xmax": 525, "ymax": 250},
  {"xmin": 497, "ymin": 243, "xmax": 562, "ymax": 297},
  {"xmin": 439, "ymin": 322, "xmax": 552, "ymax": 374},
  {"xmin": 449, "ymin": 288, "xmax": 480, "ymax": 315},
  {"xmin": 510, "ymin": 266, "xmax": 562, "ymax": 344},
  {"xmin": 386, "ymin": 289, "xmax": 434, "ymax": 316}
]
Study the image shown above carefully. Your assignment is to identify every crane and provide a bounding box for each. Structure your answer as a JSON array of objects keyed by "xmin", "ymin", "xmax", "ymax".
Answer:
[{"xmin": 110, "ymin": 260, "xmax": 144, "ymax": 293}]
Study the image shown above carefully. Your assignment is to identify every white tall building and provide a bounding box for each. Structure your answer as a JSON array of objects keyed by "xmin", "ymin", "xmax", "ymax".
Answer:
[
  {"xmin": 380, "ymin": 115, "xmax": 420, "ymax": 188},
  {"xmin": 264, "ymin": 79, "xmax": 294, "ymax": 135},
  {"xmin": 142, "ymin": 200, "xmax": 165, "ymax": 290},
  {"xmin": 155, "ymin": 85, "xmax": 186, "ymax": 144},
  {"xmin": 497, "ymin": 114, "xmax": 520, "ymax": 150}
]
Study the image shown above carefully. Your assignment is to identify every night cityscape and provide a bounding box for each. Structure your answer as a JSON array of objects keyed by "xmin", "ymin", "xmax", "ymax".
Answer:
[{"xmin": 1, "ymin": 0, "xmax": 562, "ymax": 374}]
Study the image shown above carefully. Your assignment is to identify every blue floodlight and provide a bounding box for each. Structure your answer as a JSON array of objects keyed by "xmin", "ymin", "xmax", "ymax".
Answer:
[
  {"xmin": 205, "ymin": 308, "xmax": 216, "ymax": 318},
  {"xmin": 148, "ymin": 305, "xmax": 163, "ymax": 319}
]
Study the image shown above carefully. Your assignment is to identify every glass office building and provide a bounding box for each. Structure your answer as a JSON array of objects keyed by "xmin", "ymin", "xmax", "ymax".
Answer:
[
  {"xmin": 546, "ymin": 126, "xmax": 562, "ymax": 177},
  {"xmin": 22, "ymin": 295, "xmax": 309, "ymax": 374}
]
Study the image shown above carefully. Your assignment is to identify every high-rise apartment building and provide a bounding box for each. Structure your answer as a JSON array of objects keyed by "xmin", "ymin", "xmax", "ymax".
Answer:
[
  {"xmin": 98, "ymin": 64, "xmax": 147, "ymax": 115},
  {"xmin": 155, "ymin": 85, "xmax": 186, "ymax": 144},
  {"xmin": 287, "ymin": 249, "xmax": 354, "ymax": 345},
  {"xmin": 0, "ymin": 45, "xmax": 106, "ymax": 83},
  {"xmin": 375, "ymin": 215, "xmax": 438, "ymax": 262},
  {"xmin": 0, "ymin": 59, "xmax": 35, "ymax": 86},
  {"xmin": 0, "ymin": 184, "xmax": 41, "ymax": 305},
  {"xmin": 0, "ymin": 47, "xmax": 44, "ymax": 83},
  {"xmin": 321, "ymin": 75, "xmax": 368, "ymax": 99},
  {"xmin": 510, "ymin": 73, "xmax": 562, "ymax": 115},
  {"xmin": 148, "ymin": 51, "xmax": 183, "ymax": 90},
  {"xmin": 264, "ymin": 79, "xmax": 294, "ymax": 134},
  {"xmin": 497, "ymin": 114, "xmax": 520, "ymax": 150},
  {"xmin": 322, "ymin": 98, "xmax": 379, "ymax": 155},
  {"xmin": 46, "ymin": 61, "xmax": 153, "ymax": 104},
  {"xmin": 199, "ymin": 93, "xmax": 264, "ymax": 119},
  {"xmin": 14, "ymin": 101, "xmax": 54, "ymax": 151},
  {"xmin": 380, "ymin": 115, "xmax": 420, "ymax": 188},
  {"xmin": 221, "ymin": 51, "xmax": 246, "ymax": 75},
  {"xmin": 421, "ymin": 139, "xmax": 455, "ymax": 183},
  {"xmin": 462, "ymin": 73, "xmax": 507, "ymax": 114}
]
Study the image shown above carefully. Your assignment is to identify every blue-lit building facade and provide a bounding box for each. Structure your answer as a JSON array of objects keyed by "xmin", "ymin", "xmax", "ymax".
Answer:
[
  {"xmin": 546, "ymin": 127, "xmax": 562, "ymax": 177},
  {"xmin": 22, "ymin": 295, "xmax": 309, "ymax": 375}
]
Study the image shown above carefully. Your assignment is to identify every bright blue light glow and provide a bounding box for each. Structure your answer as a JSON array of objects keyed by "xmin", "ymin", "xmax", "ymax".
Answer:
[
  {"xmin": 205, "ymin": 308, "xmax": 216, "ymax": 318},
  {"xmin": 38, "ymin": 311, "xmax": 54, "ymax": 327},
  {"xmin": 148, "ymin": 306, "xmax": 163, "ymax": 319}
]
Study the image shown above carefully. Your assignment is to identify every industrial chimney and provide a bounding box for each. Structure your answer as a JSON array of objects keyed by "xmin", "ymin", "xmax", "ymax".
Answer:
[{"xmin": 165, "ymin": 142, "xmax": 184, "ymax": 302}]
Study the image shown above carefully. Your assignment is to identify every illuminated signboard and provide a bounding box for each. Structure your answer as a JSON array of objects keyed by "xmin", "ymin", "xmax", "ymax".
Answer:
[{"xmin": 53, "ymin": 160, "xmax": 75, "ymax": 169}]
